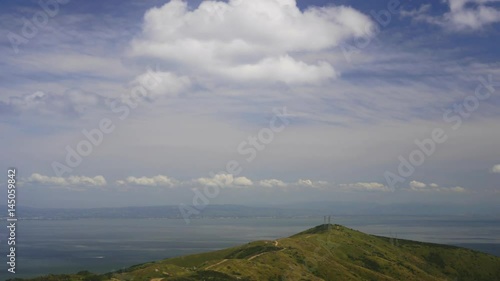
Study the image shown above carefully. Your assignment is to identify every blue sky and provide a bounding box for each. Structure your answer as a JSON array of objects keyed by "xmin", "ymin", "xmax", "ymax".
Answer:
[{"xmin": 0, "ymin": 0, "xmax": 499, "ymax": 208}]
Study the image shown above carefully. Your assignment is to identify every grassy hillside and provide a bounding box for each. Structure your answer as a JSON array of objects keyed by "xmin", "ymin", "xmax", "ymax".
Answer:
[{"xmin": 10, "ymin": 224, "xmax": 500, "ymax": 281}]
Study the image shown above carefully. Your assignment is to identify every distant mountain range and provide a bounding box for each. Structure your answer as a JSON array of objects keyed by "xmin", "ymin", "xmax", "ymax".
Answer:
[
  {"xmin": 2, "ymin": 202, "xmax": 500, "ymax": 220},
  {"xmin": 13, "ymin": 224, "xmax": 500, "ymax": 281}
]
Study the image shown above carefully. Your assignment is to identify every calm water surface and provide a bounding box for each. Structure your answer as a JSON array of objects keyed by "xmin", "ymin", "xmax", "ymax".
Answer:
[{"xmin": 2, "ymin": 216, "xmax": 499, "ymax": 280}]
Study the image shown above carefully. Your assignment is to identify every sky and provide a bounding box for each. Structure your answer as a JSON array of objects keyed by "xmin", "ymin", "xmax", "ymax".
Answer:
[{"xmin": 0, "ymin": 0, "xmax": 499, "ymax": 209}]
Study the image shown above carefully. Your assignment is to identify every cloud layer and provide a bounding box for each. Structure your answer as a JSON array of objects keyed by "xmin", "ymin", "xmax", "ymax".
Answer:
[
  {"xmin": 117, "ymin": 175, "xmax": 177, "ymax": 187},
  {"xmin": 409, "ymin": 180, "xmax": 465, "ymax": 192},
  {"xmin": 27, "ymin": 173, "xmax": 107, "ymax": 187},
  {"xmin": 1, "ymin": 0, "xmax": 498, "ymax": 208},
  {"xmin": 130, "ymin": 0, "xmax": 374, "ymax": 85},
  {"xmin": 0, "ymin": 89, "xmax": 104, "ymax": 117},
  {"xmin": 23, "ymin": 173, "xmax": 466, "ymax": 193},
  {"xmin": 403, "ymin": 0, "xmax": 500, "ymax": 31},
  {"xmin": 339, "ymin": 182, "xmax": 391, "ymax": 192}
]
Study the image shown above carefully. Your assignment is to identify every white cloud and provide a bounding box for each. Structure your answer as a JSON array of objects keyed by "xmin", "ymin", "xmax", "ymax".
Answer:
[
  {"xmin": 116, "ymin": 180, "xmax": 126, "ymax": 185},
  {"xmin": 26, "ymin": 173, "xmax": 107, "ymax": 187},
  {"xmin": 67, "ymin": 175, "xmax": 107, "ymax": 186},
  {"xmin": 27, "ymin": 173, "xmax": 68, "ymax": 186},
  {"xmin": 339, "ymin": 182, "xmax": 390, "ymax": 192},
  {"xmin": 233, "ymin": 176, "xmax": 253, "ymax": 186},
  {"xmin": 407, "ymin": 181, "xmax": 466, "ymax": 193},
  {"xmin": 410, "ymin": 180, "xmax": 427, "ymax": 190},
  {"xmin": 196, "ymin": 174, "xmax": 234, "ymax": 187},
  {"xmin": 130, "ymin": 0, "xmax": 374, "ymax": 84},
  {"xmin": 129, "ymin": 71, "xmax": 191, "ymax": 100},
  {"xmin": 403, "ymin": 0, "xmax": 500, "ymax": 31},
  {"xmin": 120, "ymin": 175, "xmax": 176, "ymax": 187},
  {"xmin": 491, "ymin": 164, "xmax": 500, "ymax": 173},
  {"xmin": 220, "ymin": 55, "xmax": 337, "ymax": 84},
  {"xmin": 23, "ymin": 172, "xmax": 470, "ymax": 194},
  {"xmin": 196, "ymin": 173, "xmax": 253, "ymax": 188},
  {"xmin": 296, "ymin": 179, "xmax": 328, "ymax": 188},
  {"xmin": 258, "ymin": 179, "xmax": 287, "ymax": 188}
]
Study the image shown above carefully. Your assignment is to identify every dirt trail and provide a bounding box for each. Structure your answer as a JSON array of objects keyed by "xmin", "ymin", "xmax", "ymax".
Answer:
[
  {"xmin": 205, "ymin": 259, "xmax": 228, "ymax": 270},
  {"xmin": 248, "ymin": 252, "xmax": 266, "ymax": 261},
  {"xmin": 248, "ymin": 241, "xmax": 284, "ymax": 261}
]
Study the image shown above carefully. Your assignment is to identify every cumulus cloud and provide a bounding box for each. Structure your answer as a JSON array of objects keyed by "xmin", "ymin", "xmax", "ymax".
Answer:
[
  {"xmin": 491, "ymin": 164, "xmax": 500, "ymax": 173},
  {"xmin": 402, "ymin": 0, "xmax": 500, "ymax": 31},
  {"xmin": 130, "ymin": 0, "xmax": 374, "ymax": 84},
  {"xmin": 118, "ymin": 175, "xmax": 176, "ymax": 187},
  {"xmin": 27, "ymin": 173, "xmax": 67, "ymax": 186},
  {"xmin": 23, "ymin": 173, "xmax": 468, "ymax": 194},
  {"xmin": 233, "ymin": 176, "xmax": 253, "ymax": 186},
  {"xmin": 409, "ymin": 180, "xmax": 427, "ymax": 190},
  {"xmin": 339, "ymin": 182, "xmax": 390, "ymax": 192},
  {"xmin": 296, "ymin": 179, "xmax": 328, "ymax": 188},
  {"xmin": 196, "ymin": 173, "xmax": 253, "ymax": 188},
  {"xmin": 408, "ymin": 181, "xmax": 466, "ymax": 192},
  {"xmin": 26, "ymin": 173, "xmax": 107, "ymax": 187},
  {"xmin": 219, "ymin": 55, "xmax": 337, "ymax": 84},
  {"xmin": 67, "ymin": 175, "xmax": 107, "ymax": 186},
  {"xmin": 258, "ymin": 179, "xmax": 287, "ymax": 188}
]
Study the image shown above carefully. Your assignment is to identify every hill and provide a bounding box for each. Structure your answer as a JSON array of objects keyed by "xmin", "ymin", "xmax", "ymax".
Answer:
[{"xmin": 10, "ymin": 224, "xmax": 500, "ymax": 281}]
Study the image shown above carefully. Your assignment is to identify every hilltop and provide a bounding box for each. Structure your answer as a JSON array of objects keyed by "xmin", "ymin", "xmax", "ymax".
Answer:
[{"xmin": 11, "ymin": 224, "xmax": 500, "ymax": 281}]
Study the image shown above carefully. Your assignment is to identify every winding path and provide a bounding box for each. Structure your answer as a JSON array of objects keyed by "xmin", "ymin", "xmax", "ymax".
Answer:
[
  {"xmin": 205, "ymin": 259, "xmax": 228, "ymax": 270},
  {"xmin": 248, "ymin": 240, "xmax": 284, "ymax": 261}
]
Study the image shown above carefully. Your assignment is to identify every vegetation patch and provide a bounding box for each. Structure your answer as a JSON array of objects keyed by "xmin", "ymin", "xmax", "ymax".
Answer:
[{"xmin": 225, "ymin": 244, "xmax": 282, "ymax": 259}]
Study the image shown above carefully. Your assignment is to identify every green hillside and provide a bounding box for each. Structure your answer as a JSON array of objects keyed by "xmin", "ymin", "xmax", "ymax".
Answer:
[{"xmin": 12, "ymin": 224, "xmax": 500, "ymax": 281}]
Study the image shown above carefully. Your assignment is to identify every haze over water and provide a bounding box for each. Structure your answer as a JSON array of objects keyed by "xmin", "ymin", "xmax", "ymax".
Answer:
[{"xmin": 5, "ymin": 216, "xmax": 499, "ymax": 280}]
